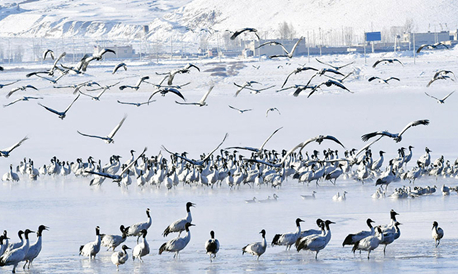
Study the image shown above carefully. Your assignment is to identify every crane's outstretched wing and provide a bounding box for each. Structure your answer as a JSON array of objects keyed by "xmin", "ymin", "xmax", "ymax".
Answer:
[
  {"xmin": 77, "ymin": 131, "xmax": 107, "ymax": 141},
  {"xmin": 442, "ymin": 90, "xmax": 455, "ymax": 101},
  {"xmin": 368, "ymin": 76, "xmax": 380, "ymax": 82},
  {"xmin": 425, "ymin": 92, "xmax": 440, "ymax": 101},
  {"xmin": 1, "ymin": 136, "xmax": 28, "ymax": 154},
  {"xmin": 107, "ymin": 115, "xmax": 127, "ymax": 139},
  {"xmin": 199, "ymin": 86, "xmax": 214, "ymax": 104},
  {"xmin": 354, "ymin": 136, "xmax": 383, "ymax": 158},
  {"xmin": 201, "ymin": 133, "xmax": 229, "ymax": 163},
  {"xmin": 288, "ymin": 37, "xmax": 303, "ymax": 57},
  {"xmin": 398, "ymin": 119, "xmax": 430, "ymax": 137},
  {"xmin": 38, "ymin": 103, "xmax": 61, "ymax": 116},
  {"xmin": 259, "ymin": 127, "xmax": 283, "ymax": 151},
  {"xmin": 63, "ymin": 94, "xmax": 80, "ymax": 114}
]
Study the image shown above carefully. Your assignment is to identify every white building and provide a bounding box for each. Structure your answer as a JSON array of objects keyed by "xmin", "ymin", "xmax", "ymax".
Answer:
[
  {"xmin": 402, "ymin": 31, "xmax": 451, "ymax": 45},
  {"xmin": 94, "ymin": 45, "xmax": 134, "ymax": 59}
]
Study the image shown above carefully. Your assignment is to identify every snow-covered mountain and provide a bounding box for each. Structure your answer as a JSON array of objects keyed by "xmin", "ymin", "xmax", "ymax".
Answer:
[{"xmin": 0, "ymin": 0, "xmax": 457, "ymax": 43}]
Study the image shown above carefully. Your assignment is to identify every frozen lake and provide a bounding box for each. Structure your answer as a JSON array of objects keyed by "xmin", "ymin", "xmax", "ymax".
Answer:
[{"xmin": 1, "ymin": 48, "xmax": 458, "ymax": 273}]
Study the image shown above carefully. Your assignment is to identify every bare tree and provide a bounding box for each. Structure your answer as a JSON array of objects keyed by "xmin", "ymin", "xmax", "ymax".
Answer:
[
  {"xmin": 14, "ymin": 45, "xmax": 23, "ymax": 62},
  {"xmin": 344, "ymin": 27, "xmax": 353, "ymax": 46},
  {"xmin": 278, "ymin": 22, "xmax": 296, "ymax": 40},
  {"xmin": 403, "ymin": 18, "xmax": 416, "ymax": 33}
]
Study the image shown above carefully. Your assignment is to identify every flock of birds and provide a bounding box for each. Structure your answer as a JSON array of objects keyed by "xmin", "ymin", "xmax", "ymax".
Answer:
[
  {"xmin": 2, "ymin": 121, "xmax": 458, "ymax": 195},
  {"xmin": 0, "ymin": 205, "xmax": 446, "ymax": 272},
  {"xmin": 0, "ymin": 27, "xmax": 456, "ymax": 273}
]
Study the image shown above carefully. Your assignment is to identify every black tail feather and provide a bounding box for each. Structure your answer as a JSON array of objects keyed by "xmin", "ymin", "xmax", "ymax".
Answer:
[
  {"xmin": 271, "ymin": 234, "xmax": 281, "ymax": 246},
  {"xmin": 342, "ymin": 234, "xmax": 355, "ymax": 246},
  {"xmin": 352, "ymin": 240, "xmax": 360, "ymax": 253},
  {"xmin": 162, "ymin": 226, "xmax": 171, "ymax": 237},
  {"xmin": 159, "ymin": 242, "xmax": 167, "ymax": 255},
  {"xmin": 361, "ymin": 132, "xmax": 378, "ymax": 142},
  {"xmin": 295, "ymin": 237, "xmax": 306, "ymax": 251}
]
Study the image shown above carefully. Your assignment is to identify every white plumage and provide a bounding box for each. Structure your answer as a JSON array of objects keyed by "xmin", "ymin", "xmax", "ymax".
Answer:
[
  {"xmin": 101, "ymin": 225, "xmax": 127, "ymax": 251},
  {"xmin": 23, "ymin": 225, "xmax": 48, "ymax": 269},
  {"xmin": 163, "ymin": 202, "xmax": 195, "ymax": 237},
  {"xmin": 79, "ymin": 226, "xmax": 101, "ymax": 259},
  {"xmin": 159, "ymin": 223, "xmax": 194, "ymax": 259},
  {"xmin": 296, "ymin": 220, "xmax": 334, "ymax": 259},
  {"xmin": 132, "ymin": 229, "xmax": 149, "ymax": 262},
  {"xmin": 380, "ymin": 222, "xmax": 401, "ymax": 254},
  {"xmin": 111, "ymin": 245, "xmax": 130, "ymax": 270},
  {"xmin": 352, "ymin": 226, "xmax": 384, "ymax": 259},
  {"xmin": 381, "ymin": 209, "xmax": 399, "ymax": 234},
  {"xmin": 242, "ymin": 229, "xmax": 267, "ymax": 260},
  {"xmin": 0, "ymin": 234, "xmax": 9, "ymax": 257},
  {"xmin": 5, "ymin": 231, "xmax": 23, "ymax": 253},
  {"xmin": 125, "ymin": 208, "xmax": 152, "ymax": 240},
  {"xmin": 2, "ymin": 164, "xmax": 19, "ymax": 182},
  {"xmin": 271, "ymin": 218, "xmax": 304, "ymax": 250},
  {"xmin": 0, "ymin": 229, "xmax": 34, "ymax": 273},
  {"xmin": 432, "ymin": 221, "xmax": 444, "ymax": 247},
  {"xmin": 342, "ymin": 218, "xmax": 375, "ymax": 246}
]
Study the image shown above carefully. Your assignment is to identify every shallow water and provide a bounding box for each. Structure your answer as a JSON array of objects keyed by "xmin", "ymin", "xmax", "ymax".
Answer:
[{"xmin": 1, "ymin": 174, "xmax": 457, "ymax": 274}]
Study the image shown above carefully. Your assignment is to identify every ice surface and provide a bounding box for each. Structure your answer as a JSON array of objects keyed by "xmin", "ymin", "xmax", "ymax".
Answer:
[{"xmin": 0, "ymin": 47, "xmax": 458, "ymax": 273}]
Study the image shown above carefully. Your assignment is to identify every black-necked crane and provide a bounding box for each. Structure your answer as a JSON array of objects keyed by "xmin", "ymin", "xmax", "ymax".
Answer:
[
  {"xmin": 163, "ymin": 202, "xmax": 195, "ymax": 237},
  {"xmin": 242, "ymin": 229, "xmax": 267, "ymax": 260},
  {"xmin": 79, "ymin": 226, "xmax": 101, "ymax": 259},
  {"xmin": 425, "ymin": 90, "xmax": 454, "ymax": 104},
  {"xmin": 368, "ymin": 76, "xmax": 400, "ymax": 84},
  {"xmin": 77, "ymin": 115, "xmax": 127, "ymax": 144},
  {"xmin": 361, "ymin": 119, "xmax": 430, "ymax": 143},
  {"xmin": 132, "ymin": 229, "xmax": 149, "ymax": 262},
  {"xmin": 111, "ymin": 245, "xmax": 130, "ymax": 270},
  {"xmin": 6, "ymin": 85, "xmax": 38, "ymax": 98},
  {"xmin": 372, "ymin": 58, "xmax": 403, "ymax": 68},
  {"xmin": 432, "ymin": 221, "xmax": 444, "ymax": 247},
  {"xmin": 272, "ymin": 218, "xmax": 304, "ymax": 250},
  {"xmin": 205, "ymin": 230, "xmax": 220, "ymax": 262},
  {"xmin": 22, "ymin": 225, "xmax": 48, "ymax": 269},
  {"xmin": 125, "ymin": 208, "xmax": 152, "ymax": 241},
  {"xmin": 228, "ymin": 105, "xmax": 253, "ymax": 113},
  {"xmin": 0, "ymin": 136, "xmax": 28, "ymax": 158},
  {"xmin": 159, "ymin": 222, "xmax": 194, "ymax": 259},
  {"xmin": 38, "ymin": 94, "xmax": 80, "ymax": 120},
  {"xmin": 230, "ymin": 28, "xmax": 260, "ymax": 40},
  {"xmin": 351, "ymin": 226, "xmax": 384, "ymax": 259},
  {"xmin": 0, "ymin": 229, "xmax": 34, "ymax": 273},
  {"xmin": 175, "ymin": 86, "xmax": 214, "ymax": 106},
  {"xmin": 342, "ymin": 219, "xmax": 375, "ymax": 246}
]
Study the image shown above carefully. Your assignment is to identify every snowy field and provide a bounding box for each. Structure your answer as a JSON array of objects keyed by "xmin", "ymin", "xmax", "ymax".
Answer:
[{"xmin": 1, "ymin": 46, "xmax": 458, "ymax": 273}]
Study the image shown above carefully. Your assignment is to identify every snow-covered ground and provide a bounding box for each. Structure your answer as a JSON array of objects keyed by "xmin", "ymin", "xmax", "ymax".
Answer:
[
  {"xmin": 0, "ymin": 0, "xmax": 457, "ymax": 42},
  {"xmin": 1, "ymin": 45, "xmax": 458, "ymax": 273}
]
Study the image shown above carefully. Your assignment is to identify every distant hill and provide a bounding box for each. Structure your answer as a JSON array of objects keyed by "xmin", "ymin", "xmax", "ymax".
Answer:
[{"xmin": 0, "ymin": 0, "xmax": 456, "ymax": 44}]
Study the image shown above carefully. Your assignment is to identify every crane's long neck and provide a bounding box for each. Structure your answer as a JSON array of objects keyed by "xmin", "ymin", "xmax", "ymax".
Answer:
[
  {"xmin": 182, "ymin": 229, "xmax": 191, "ymax": 243},
  {"xmin": 33, "ymin": 235, "xmax": 42, "ymax": 248},
  {"xmin": 146, "ymin": 212, "xmax": 152, "ymax": 227},
  {"xmin": 325, "ymin": 225, "xmax": 332, "ymax": 240},
  {"xmin": 95, "ymin": 234, "xmax": 101, "ymax": 247},
  {"xmin": 186, "ymin": 207, "xmax": 192, "ymax": 222},
  {"xmin": 22, "ymin": 235, "xmax": 30, "ymax": 255},
  {"xmin": 391, "ymin": 215, "xmax": 397, "ymax": 226}
]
